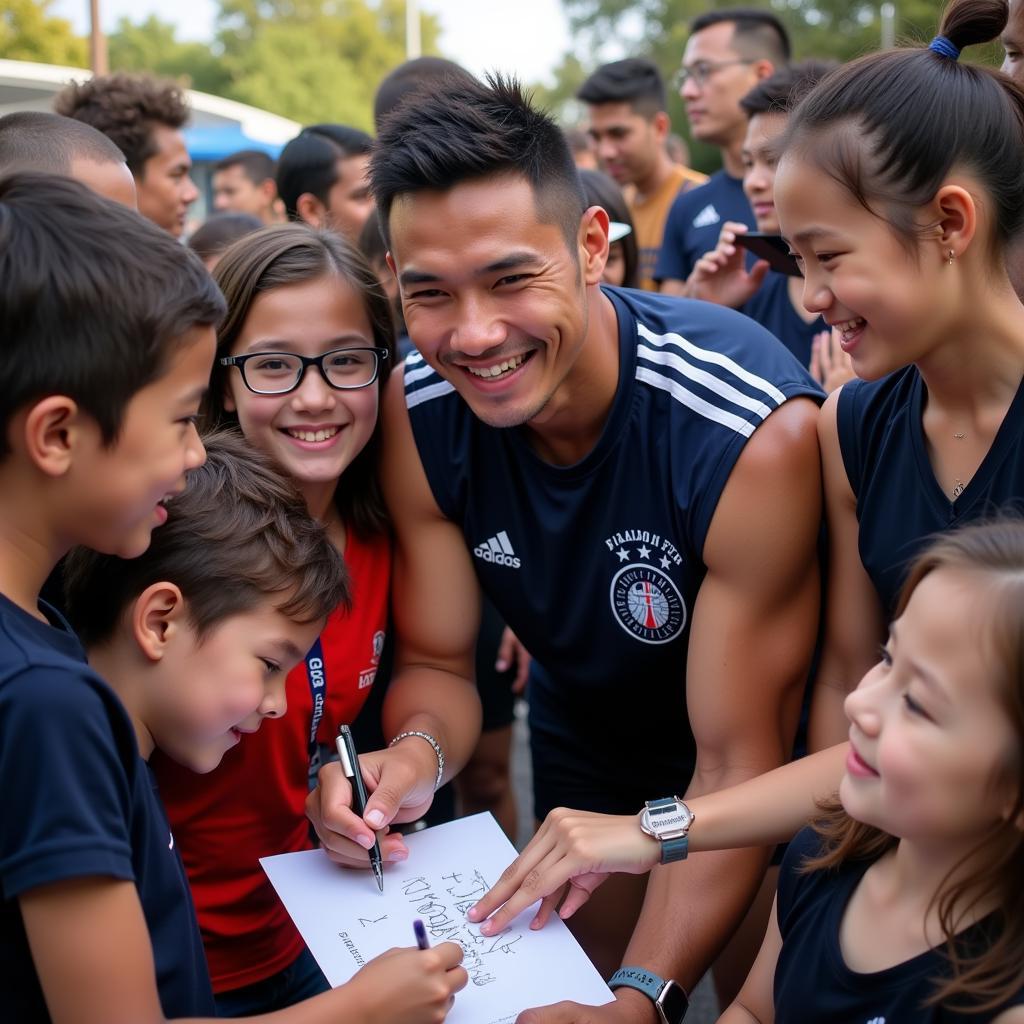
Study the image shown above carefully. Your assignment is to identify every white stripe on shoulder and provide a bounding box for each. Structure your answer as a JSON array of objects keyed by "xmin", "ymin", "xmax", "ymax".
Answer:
[
  {"xmin": 403, "ymin": 362, "xmax": 439, "ymax": 387},
  {"xmin": 637, "ymin": 323, "xmax": 787, "ymax": 405},
  {"xmin": 405, "ymin": 351, "xmax": 424, "ymax": 366},
  {"xmin": 406, "ymin": 379, "xmax": 456, "ymax": 409},
  {"xmin": 636, "ymin": 367, "xmax": 755, "ymax": 438},
  {"xmin": 638, "ymin": 343, "xmax": 775, "ymax": 421}
]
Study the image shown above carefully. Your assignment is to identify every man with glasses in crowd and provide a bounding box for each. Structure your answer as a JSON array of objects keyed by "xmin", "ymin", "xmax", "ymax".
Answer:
[{"xmin": 657, "ymin": 8, "xmax": 789, "ymax": 293}]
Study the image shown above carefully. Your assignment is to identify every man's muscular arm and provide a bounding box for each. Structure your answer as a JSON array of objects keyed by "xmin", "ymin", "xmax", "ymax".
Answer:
[
  {"xmin": 624, "ymin": 396, "xmax": 821, "ymax": 1005},
  {"xmin": 308, "ymin": 369, "xmax": 483, "ymax": 864},
  {"xmin": 518, "ymin": 397, "xmax": 822, "ymax": 1024},
  {"xmin": 377, "ymin": 366, "xmax": 483, "ymax": 780}
]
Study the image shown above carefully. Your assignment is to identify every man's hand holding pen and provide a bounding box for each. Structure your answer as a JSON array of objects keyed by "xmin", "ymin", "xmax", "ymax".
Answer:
[
  {"xmin": 306, "ymin": 731, "xmax": 439, "ymax": 872},
  {"xmin": 335, "ymin": 726, "xmax": 386, "ymax": 891}
]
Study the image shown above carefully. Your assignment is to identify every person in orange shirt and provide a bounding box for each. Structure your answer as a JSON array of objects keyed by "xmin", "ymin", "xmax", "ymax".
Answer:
[{"xmin": 578, "ymin": 58, "xmax": 705, "ymax": 291}]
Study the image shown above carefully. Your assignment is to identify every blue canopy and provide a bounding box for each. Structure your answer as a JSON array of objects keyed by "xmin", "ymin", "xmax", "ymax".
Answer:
[{"xmin": 184, "ymin": 125, "xmax": 283, "ymax": 161}]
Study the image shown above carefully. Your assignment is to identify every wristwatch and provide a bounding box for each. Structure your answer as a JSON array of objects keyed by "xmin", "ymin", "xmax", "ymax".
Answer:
[
  {"xmin": 639, "ymin": 795, "xmax": 695, "ymax": 864},
  {"xmin": 609, "ymin": 966, "xmax": 688, "ymax": 1024}
]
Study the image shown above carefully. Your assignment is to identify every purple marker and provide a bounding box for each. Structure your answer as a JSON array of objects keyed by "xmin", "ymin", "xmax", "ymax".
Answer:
[{"xmin": 413, "ymin": 919, "xmax": 430, "ymax": 950}]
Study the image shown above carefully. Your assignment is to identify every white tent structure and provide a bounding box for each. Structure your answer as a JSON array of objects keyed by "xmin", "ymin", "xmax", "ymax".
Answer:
[
  {"xmin": 0, "ymin": 57, "xmax": 302, "ymax": 225},
  {"xmin": 0, "ymin": 58, "xmax": 300, "ymax": 155}
]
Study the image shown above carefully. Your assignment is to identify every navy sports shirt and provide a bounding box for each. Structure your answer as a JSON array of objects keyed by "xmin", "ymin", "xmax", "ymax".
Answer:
[
  {"xmin": 404, "ymin": 286, "xmax": 822, "ymax": 815},
  {"xmin": 740, "ymin": 271, "xmax": 825, "ymax": 369},
  {"xmin": 837, "ymin": 368, "xmax": 1024, "ymax": 617},
  {"xmin": 0, "ymin": 592, "xmax": 214, "ymax": 1021},
  {"xmin": 654, "ymin": 171, "xmax": 754, "ymax": 283},
  {"xmin": 775, "ymin": 827, "xmax": 1024, "ymax": 1021}
]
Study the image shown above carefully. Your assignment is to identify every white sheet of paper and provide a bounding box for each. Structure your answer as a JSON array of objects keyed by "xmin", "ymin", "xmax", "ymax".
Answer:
[{"xmin": 261, "ymin": 812, "xmax": 613, "ymax": 1024}]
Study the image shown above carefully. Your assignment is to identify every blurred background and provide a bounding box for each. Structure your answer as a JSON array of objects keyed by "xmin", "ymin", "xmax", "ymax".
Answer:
[{"xmin": 2, "ymin": 0, "xmax": 983, "ymax": 177}]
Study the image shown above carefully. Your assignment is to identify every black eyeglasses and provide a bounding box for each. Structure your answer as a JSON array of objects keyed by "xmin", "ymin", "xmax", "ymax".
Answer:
[
  {"xmin": 220, "ymin": 347, "xmax": 390, "ymax": 395},
  {"xmin": 673, "ymin": 58, "xmax": 755, "ymax": 89}
]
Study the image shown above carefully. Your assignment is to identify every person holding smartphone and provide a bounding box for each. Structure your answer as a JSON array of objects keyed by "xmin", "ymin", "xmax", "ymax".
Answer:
[{"xmin": 686, "ymin": 62, "xmax": 854, "ymax": 391}]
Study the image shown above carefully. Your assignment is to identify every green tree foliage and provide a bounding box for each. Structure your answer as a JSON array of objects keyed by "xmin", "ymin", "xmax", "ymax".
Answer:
[
  {"xmin": 532, "ymin": 52, "xmax": 590, "ymax": 122},
  {"xmin": 108, "ymin": 15, "xmax": 230, "ymax": 94},
  {"xmin": 0, "ymin": 0, "xmax": 87, "ymax": 66},
  {"xmin": 5, "ymin": 0, "xmax": 443, "ymax": 130},
  {"xmin": 562, "ymin": 0, "xmax": 949, "ymax": 70},
  {"xmin": 547, "ymin": 0, "xmax": 1002, "ymax": 168},
  {"xmin": 214, "ymin": 0, "xmax": 442, "ymax": 129}
]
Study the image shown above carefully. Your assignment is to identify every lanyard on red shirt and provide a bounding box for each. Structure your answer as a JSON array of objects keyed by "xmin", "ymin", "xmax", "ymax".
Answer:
[{"xmin": 305, "ymin": 637, "xmax": 327, "ymax": 770}]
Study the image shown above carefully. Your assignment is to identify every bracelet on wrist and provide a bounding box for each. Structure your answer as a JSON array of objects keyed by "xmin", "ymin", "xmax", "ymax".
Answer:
[{"xmin": 388, "ymin": 730, "xmax": 444, "ymax": 791}]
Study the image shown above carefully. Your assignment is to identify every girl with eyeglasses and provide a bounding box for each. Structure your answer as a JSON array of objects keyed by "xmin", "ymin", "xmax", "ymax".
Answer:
[{"xmin": 152, "ymin": 225, "xmax": 468, "ymax": 1018}]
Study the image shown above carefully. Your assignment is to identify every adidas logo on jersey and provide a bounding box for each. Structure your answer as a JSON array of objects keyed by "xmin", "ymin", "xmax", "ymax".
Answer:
[
  {"xmin": 692, "ymin": 204, "xmax": 720, "ymax": 228},
  {"xmin": 473, "ymin": 530, "xmax": 521, "ymax": 569}
]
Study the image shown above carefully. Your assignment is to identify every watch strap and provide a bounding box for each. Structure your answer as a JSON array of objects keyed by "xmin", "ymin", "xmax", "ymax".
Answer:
[
  {"xmin": 609, "ymin": 967, "xmax": 688, "ymax": 1024},
  {"xmin": 660, "ymin": 835, "xmax": 689, "ymax": 863},
  {"xmin": 609, "ymin": 967, "xmax": 662, "ymax": 1002},
  {"xmin": 647, "ymin": 796, "xmax": 678, "ymax": 813}
]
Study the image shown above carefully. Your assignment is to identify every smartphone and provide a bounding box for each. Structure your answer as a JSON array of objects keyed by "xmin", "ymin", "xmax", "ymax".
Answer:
[{"xmin": 736, "ymin": 232, "xmax": 803, "ymax": 278}]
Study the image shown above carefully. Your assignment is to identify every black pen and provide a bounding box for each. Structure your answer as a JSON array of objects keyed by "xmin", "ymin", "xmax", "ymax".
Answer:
[
  {"xmin": 414, "ymin": 919, "xmax": 430, "ymax": 950},
  {"xmin": 336, "ymin": 725, "xmax": 384, "ymax": 893}
]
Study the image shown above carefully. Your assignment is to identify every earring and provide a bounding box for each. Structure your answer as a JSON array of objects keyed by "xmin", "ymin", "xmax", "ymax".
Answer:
[{"xmin": 948, "ymin": 249, "xmax": 955, "ymax": 265}]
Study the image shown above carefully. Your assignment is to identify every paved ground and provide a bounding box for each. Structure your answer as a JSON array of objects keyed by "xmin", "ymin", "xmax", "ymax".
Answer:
[{"xmin": 510, "ymin": 700, "xmax": 720, "ymax": 1022}]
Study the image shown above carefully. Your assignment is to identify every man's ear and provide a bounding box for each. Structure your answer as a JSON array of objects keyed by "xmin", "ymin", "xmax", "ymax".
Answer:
[
  {"xmin": 132, "ymin": 582, "xmax": 187, "ymax": 663},
  {"xmin": 296, "ymin": 192, "xmax": 326, "ymax": 229},
  {"xmin": 579, "ymin": 204, "xmax": 611, "ymax": 287},
  {"xmin": 21, "ymin": 396, "xmax": 84, "ymax": 477},
  {"xmin": 651, "ymin": 110, "xmax": 670, "ymax": 143},
  {"xmin": 753, "ymin": 59, "xmax": 776, "ymax": 82}
]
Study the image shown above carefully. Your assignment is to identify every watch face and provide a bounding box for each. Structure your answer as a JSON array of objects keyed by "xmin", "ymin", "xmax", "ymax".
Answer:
[
  {"xmin": 642, "ymin": 801, "xmax": 694, "ymax": 839},
  {"xmin": 658, "ymin": 980, "xmax": 689, "ymax": 1023}
]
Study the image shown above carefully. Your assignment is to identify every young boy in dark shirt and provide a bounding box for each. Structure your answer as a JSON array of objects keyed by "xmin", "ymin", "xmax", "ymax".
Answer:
[{"xmin": 0, "ymin": 174, "xmax": 466, "ymax": 1024}]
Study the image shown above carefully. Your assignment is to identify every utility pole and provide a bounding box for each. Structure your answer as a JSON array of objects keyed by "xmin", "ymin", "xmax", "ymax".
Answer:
[
  {"xmin": 880, "ymin": 2, "xmax": 896, "ymax": 49},
  {"xmin": 89, "ymin": 0, "xmax": 109, "ymax": 74},
  {"xmin": 406, "ymin": 0, "xmax": 421, "ymax": 59}
]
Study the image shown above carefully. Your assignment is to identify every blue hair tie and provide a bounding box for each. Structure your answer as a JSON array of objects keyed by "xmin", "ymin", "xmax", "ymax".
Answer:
[{"xmin": 929, "ymin": 35, "xmax": 960, "ymax": 60}]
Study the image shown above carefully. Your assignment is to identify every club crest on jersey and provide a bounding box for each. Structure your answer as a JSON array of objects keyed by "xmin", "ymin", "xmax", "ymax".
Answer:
[
  {"xmin": 610, "ymin": 564, "xmax": 686, "ymax": 644},
  {"xmin": 605, "ymin": 528, "xmax": 686, "ymax": 644}
]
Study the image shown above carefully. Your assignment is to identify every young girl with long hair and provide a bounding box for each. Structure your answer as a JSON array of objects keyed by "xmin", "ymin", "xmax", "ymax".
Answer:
[
  {"xmin": 474, "ymin": 520, "xmax": 1024, "ymax": 1020},
  {"xmin": 725, "ymin": 520, "xmax": 1024, "ymax": 1020},
  {"xmin": 152, "ymin": 225, "xmax": 476, "ymax": 1016},
  {"xmin": 787, "ymin": 0, "xmax": 1024, "ymax": 747}
]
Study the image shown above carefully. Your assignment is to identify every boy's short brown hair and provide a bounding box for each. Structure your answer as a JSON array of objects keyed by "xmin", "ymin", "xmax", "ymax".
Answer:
[
  {"xmin": 64, "ymin": 429, "xmax": 348, "ymax": 646},
  {"xmin": 0, "ymin": 173, "xmax": 224, "ymax": 459}
]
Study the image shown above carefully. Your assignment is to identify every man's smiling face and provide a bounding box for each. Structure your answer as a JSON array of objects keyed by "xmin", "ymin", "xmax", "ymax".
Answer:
[{"xmin": 387, "ymin": 173, "xmax": 594, "ymax": 430}]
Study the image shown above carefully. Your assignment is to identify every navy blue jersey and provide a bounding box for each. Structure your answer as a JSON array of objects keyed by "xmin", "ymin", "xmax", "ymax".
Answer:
[
  {"xmin": 775, "ymin": 827, "xmax": 1024, "ymax": 1022},
  {"xmin": 654, "ymin": 171, "xmax": 754, "ymax": 283},
  {"xmin": 838, "ymin": 368, "xmax": 1024, "ymax": 616},
  {"xmin": 740, "ymin": 271, "xmax": 824, "ymax": 369},
  {"xmin": 405, "ymin": 286, "xmax": 822, "ymax": 815},
  {"xmin": 0, "ymin": 592, "xmax": 214, "ymax": 1021}
]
